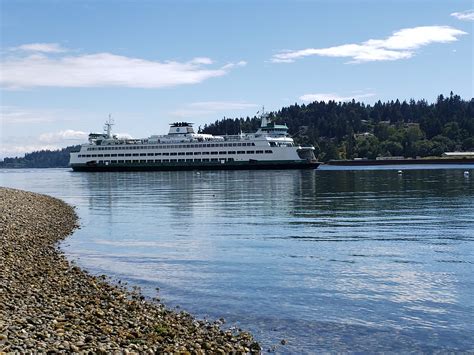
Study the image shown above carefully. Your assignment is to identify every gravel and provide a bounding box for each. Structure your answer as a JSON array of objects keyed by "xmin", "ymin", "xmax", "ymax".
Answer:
[{"xmin": 0, "ymin": 187, "xmax": 260, "ymax": 353}]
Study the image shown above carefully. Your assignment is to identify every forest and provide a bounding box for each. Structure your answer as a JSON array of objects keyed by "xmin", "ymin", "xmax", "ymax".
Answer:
[
  {"xmin": 1, "ymin": 92, "xmax": 473, "ymax": 167},
  {"xmin": 0, "ymin": 146, "xmax": 80, "ymax": 168},
  {"xmin": 201, "ymin": 92, "xmax": 474, "ymax": 161}
]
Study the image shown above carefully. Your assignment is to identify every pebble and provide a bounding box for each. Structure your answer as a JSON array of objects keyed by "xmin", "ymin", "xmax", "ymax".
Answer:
[{"xmin": 0, "ymin": 187, "xmax": 260, "ymax": 353}]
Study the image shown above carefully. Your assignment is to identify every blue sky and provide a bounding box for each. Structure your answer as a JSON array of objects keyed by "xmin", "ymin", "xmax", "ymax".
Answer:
[{"xmin": 1, "ymin": 0, "xmax": 473, "ymax": 158}]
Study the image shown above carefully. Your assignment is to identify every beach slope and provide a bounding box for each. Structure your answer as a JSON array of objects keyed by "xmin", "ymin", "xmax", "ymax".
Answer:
[{"xmin": 0, "ymin": 187, "xmax": 259, "ymax": 353}]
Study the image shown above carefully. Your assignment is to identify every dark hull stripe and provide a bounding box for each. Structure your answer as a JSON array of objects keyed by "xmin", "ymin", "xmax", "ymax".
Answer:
[{"xmin": 71, "ymin": 161, "xmax": 320, "ymax": 172}]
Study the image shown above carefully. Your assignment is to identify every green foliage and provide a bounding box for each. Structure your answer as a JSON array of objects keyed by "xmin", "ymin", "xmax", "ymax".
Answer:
[
  {"xmin": 2, "ymin": 92, "xmax": 473, "ymax": 166},
  {"xmin": 202, "ymin": 92, "xmax": 474, "ymax": 160},
  {"xmin": 0, "ymin": 145, "xmax": 80, "ymax": 168}
]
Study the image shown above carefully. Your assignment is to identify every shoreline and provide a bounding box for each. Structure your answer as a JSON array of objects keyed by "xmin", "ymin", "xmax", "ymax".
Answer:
[
  {"xmin": 326, "ymin": 157, "xmax": 474, "ymax": 166},
  {"xmin": 0, "ymin": 187, "xmax": 260, "ymax": 353}
]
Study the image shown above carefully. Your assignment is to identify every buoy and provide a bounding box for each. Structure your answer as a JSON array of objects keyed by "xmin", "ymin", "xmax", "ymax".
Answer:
[{"xmin": 397, "ymin": 170, "xmax": 403, "ymax": 174}]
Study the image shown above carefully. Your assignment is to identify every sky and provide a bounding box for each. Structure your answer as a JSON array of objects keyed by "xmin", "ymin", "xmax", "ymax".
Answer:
[{"xmin": 0, "ymin": 0, "xmax": 473, "ymax": 158}]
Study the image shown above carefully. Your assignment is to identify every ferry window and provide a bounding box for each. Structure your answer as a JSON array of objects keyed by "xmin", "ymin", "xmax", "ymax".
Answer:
[
  {"xmin": 237, "ymin": 151, "xmax": 245, "ymax": 154},
  {"xmin": 155, "ymin": 159, "xmax": 161, "ymax": 163},
  {"xmin": 186, "ymin": 152, "xmax": 193, "ymax": 155},
  {"xmin": 170, "ymin": 152, "xmax": 177, "ymax": 156},
  {"xmin": 147, "ymin": 153, "xmax": 154, "ymax": 156},
  {"xmin": 246, "ymin": 151, "xmax": 255, "ymax": 154},
  {"xmin": 194, "ymin": 152, "xmax": 200, "ymax": 155},
  {"xmin": 147, "ymin": 160, "xmax": 154, "ymax": 163},
  {"xmin": 86, "ymin": 155, "xmax": 91, "ymax": 158},
  {"xmin": 162, "ymin": 159, "xmax": 169, "ymax": 162},
  {"xmin": 170, "ymin": 159, "xmax": 177, "ymax": 162},
  {"xmin": 228, "ymin": 158, "xmax": 234, "ymax": 162},
  {"xmin": 252, "ymin": 143, "xmax": 255, "ymax": 146},
  {"xmin": 202, "ymin": 152, "xmax": 209, "ymax": 155},
  {"xmin": 99, "ymin": 160, "xmax": 103, "ymax": 163},
  {"xmin": 211, "ymin": 151, "xmax": 218, "ymax": 155},
  {"xmin": 219, "ymin": 151, "xmax": 227, "ymax": 155},
  {"xmin": 97, "ymin": 154, "xmax": 103, "ymax": 157},
  {"xmin": 133, "ymin": 160, "xmax": 139, "ymax": 163},
  {"xmin": 269, "ymin": 142, "xmax": 277, "ymax": 147},
  {"xmin": 125, "ymin": 153, "xmax": 131, "ymax": 156},
  {"xmin": 256, "ymin": 150, "xmax": 263, "ymax": 154},
  {"xmin": 162, "ymin": 152, "xmax": 169, "ymax": 156},
  {"xmin": 178, "ymin": 152, "xmax": 185, "ymax": 156},
  {"xmin": 224, "ymin": 143, "xmax": 229, "ymax": 147},
  {"xmin": 140, "ymin": 153, "xmax": 146, "ymax": 156},
  {"xmin": 178, "ymin": 159, "xmax": 185, "ymax": 162},
  {"xmin": 131, "ymin": 153, "xmax": 137, "ymax": 156},
  {"xmin": 207, "ymin": 144, "xmax": 211, "ymax": 147},
  {"xmin": 237, "ymin": 143, "xmax": 242, "ymax": 146},
  {"xmin": 118, "ymin": 160, "xmax": 124, "ymax": 163},
  {"xmin": 111, "ymin": 154, "xmax": 117, "ymax": 157},
  {"xmin": 140, "ymin": 160, "xmax": 146, "ymax": 163},
  {"xmin": 186, "ymin": 159, "xmax": 193, "ymax": 162},
  {"xmin": 155, "ymin": 153, "xmax": 162, "ymax": 156},
  {"xmin": 194, "ymin": 159, "xmax": 201, "ymax": 162},
  {"xmin": 202, "ymin": 158, "xmax": 209, "ymax": 162},
  {"xmin": 232, "ymin": 143, "xmax": 237, "ymax": 146},
  {"xmin": 104, "ymin": 154, "xmax": 111, "ymax": 157},
  {"xmin": 92, "ymin": 154, "xmax": 97, "ymax": 157},
  {"xmin": 228, "ymin": 151, "xmax": 236, "ymax": 154},
  {"xmin": 118, "ymin": 154, "xmax": 124, "ymax": 157},
  {"xmin": 211, "ymin": 158, "xmax": 218, "ymax": 162},
  {"xmin": 265, "ymin": 150, "xmax": 273, "ymax": 154}
]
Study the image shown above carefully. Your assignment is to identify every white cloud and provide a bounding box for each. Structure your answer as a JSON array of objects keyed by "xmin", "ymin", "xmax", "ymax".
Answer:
[
  {"xmin": 272, "ymin": 26, "xmax": 467, "ymax": 63},
  {"xmin": 0, "ymin": 49, "xmax": 246, "ymax": 89},
  {"xmin": 299, "ymin": 92, "xmax": 376, "ymax": 103},
  {"xmin": 12, "ymin": 42, "xmax": 68, "ymax": 53},
  {"xmin": 39, "ymin": 129, "xmax": 88, "ymax": 144},
  {"xmin": 451, "ymin": 10, "xmax": 474, "ymax": 21},
  {"xmin": 171, "ymin": 101, "xmax": 258, "ymax": 118}
]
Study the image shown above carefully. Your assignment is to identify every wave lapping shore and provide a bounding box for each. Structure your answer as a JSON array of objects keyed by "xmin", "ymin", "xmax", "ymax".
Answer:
[{"xmin": 0, "ymin": 187, "xmax": 259, "ymax": 353}]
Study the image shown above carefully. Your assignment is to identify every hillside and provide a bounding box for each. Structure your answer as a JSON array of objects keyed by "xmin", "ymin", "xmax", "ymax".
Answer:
[
  {"xmin": 2, "ymin": 92, "xmax": 473, "ymax": 167},
  {"xmin": 0, "ymin": 146, "xmax": 80, "ymax": 168},
  {"xmin": 201, "ymin": 92, "xmax": 474, "ymax": 161}
]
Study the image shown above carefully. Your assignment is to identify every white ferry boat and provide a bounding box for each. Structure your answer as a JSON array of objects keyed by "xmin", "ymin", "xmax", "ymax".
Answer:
[{"xmin": 69, "ymin": 111, "xmax": 319, "ymax": 171}]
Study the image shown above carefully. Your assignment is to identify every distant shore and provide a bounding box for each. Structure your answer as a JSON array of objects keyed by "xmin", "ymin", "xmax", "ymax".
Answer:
[
  {"xmin": 326, "ymin": 157, "xmax": 474, "ymax": 166},
  {"xmin": 0, "ymin": 187, "xmax": 259, "ymax": 353}
]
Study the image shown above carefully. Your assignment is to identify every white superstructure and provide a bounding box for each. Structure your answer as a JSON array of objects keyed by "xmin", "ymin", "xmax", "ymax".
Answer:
[{"xmin": 69, "ymin": 111, "xmax": 318, "ymax": 171}]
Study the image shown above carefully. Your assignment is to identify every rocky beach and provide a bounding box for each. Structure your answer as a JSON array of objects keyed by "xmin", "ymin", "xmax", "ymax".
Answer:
[{"xmin": 0, "ymin": 187, "xmax": 259, "ymax": 353}]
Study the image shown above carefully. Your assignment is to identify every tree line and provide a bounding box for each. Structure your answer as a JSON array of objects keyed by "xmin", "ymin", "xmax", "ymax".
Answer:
[
  {"xmin": 0, "ymin": 146, "xmax": 80, "ymax": 168},
  {"xmin": 1, "ymin": 93, "xmax": 473, "ymax": 167},
  {"xmin": 201, "ymin": 92, "xmax": 474, "ymax": 161}
]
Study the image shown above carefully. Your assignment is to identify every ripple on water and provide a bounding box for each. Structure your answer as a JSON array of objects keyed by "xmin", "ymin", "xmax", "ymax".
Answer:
[{"xmin": 1, "ymin": 167, "xmax": 473, "ymax": 351}]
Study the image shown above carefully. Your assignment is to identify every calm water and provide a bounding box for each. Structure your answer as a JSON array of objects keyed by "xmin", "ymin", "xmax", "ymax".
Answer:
[{"xmin": 1, "ymin": 166, "xmax": 474, "ymax": 352}]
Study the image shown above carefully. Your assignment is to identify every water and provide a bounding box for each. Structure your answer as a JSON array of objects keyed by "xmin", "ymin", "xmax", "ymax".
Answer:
[{"xmin": 1, "ymin": 166, "xmax": 474, "ymax": 352}]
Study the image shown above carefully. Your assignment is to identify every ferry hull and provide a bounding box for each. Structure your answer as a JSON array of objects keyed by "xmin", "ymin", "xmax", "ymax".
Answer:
[{"xmin": 71, "ymin": 160, "xmax": 319, "ymax": 172}]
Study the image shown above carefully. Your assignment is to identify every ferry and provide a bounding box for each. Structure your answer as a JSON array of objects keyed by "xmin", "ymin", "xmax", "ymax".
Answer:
[{"xmin": 69, "ymin": 111, "xmax": 319, "ymax": 171}]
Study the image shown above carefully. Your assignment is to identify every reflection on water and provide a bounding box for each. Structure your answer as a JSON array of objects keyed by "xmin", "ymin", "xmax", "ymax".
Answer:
[{"xmin": 1, "ymin": 167, "xmax": 473, "ymax": 352}]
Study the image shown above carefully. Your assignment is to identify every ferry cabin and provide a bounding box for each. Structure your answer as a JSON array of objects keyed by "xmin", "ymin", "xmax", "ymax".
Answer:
[{"xmin": 70, "ymin": 121, "xmax": 318, "ymax": 171}]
